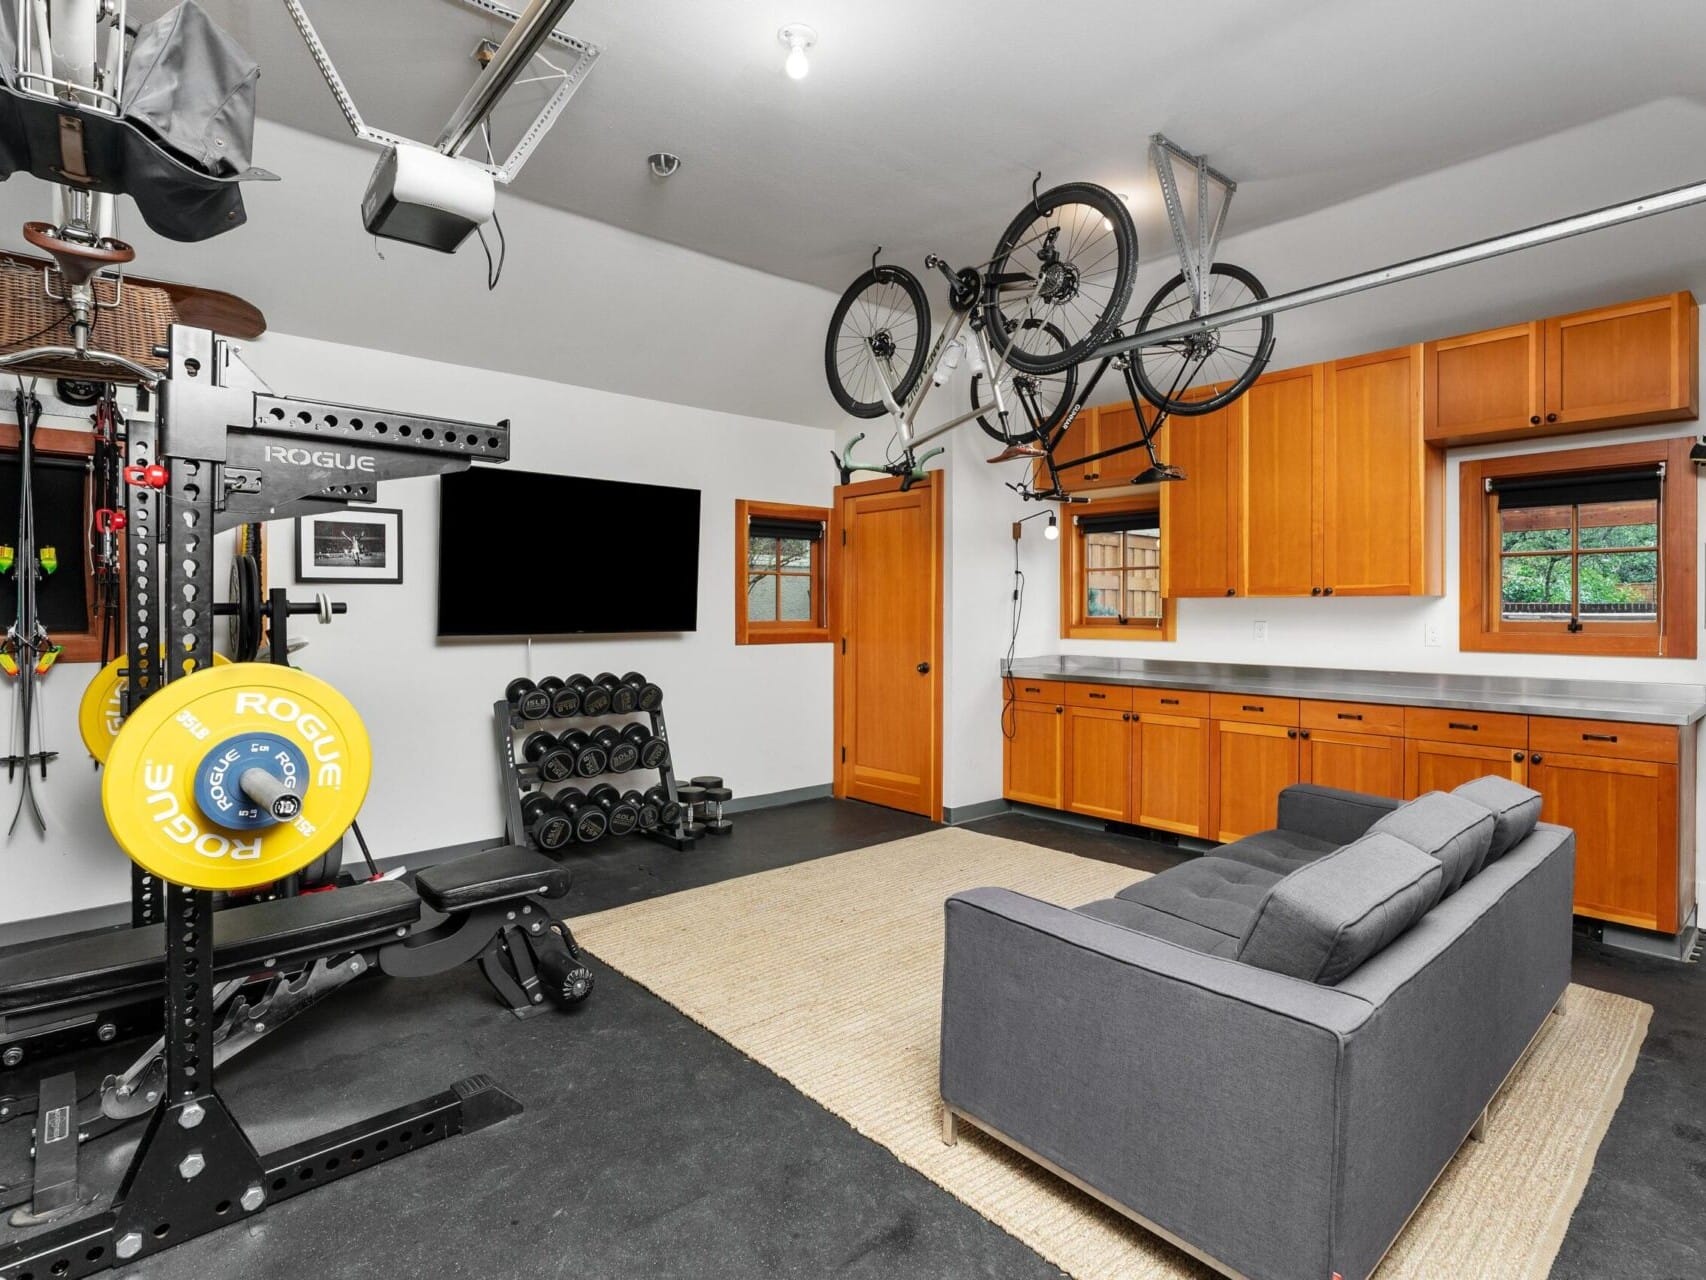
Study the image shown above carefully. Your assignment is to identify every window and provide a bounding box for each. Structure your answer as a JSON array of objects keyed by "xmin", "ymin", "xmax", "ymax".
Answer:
[
  {"xmin": 1060, "ymin": 496, "xmax": 1174, "ymax": 641},
  {"xmin": 734, "ymin": 499, "xmax": 829, "ymax": 644},
  {"xmin": 1460, "ymin": 437, "xmax": 1695, "ymax": 658}
]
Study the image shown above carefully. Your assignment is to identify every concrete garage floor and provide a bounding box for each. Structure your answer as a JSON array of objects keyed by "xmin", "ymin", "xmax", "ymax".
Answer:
[{"xmin": 3, "ymin": 799, "xmax": 1702, "ymax": 1278}]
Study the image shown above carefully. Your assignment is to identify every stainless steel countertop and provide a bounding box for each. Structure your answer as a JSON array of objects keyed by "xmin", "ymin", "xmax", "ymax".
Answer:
[{"xmin": 1002, "ymin": 656, "xmax": 1706, "ymax": 725}]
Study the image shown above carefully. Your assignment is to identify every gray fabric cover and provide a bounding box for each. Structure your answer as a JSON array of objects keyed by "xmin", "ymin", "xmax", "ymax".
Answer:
[
  {"xmin": 1236, "ymin": 833, "xmax": 1442, "ymax": 983},
  {"xmin": 1113, "ymin": 857, "xmax": 1279, "ymax": 932},
  {"xmin": 1276, "ymin": 783, "xmax": 1402, "ymax": 846},
  {"xmin": 122, "ymin": 1, "xmax": 258, "ymax": 175},
  {"xmin": 1453, "ymin": 775, "xmax": 1543, "ymax": 862},
  {"xmin": 1075, "ymin": 897, "xmax": 1241, "ymax": 957},
  {"xmin": 1368, "ymin": 791, "xmax": 1496, "ymax": 898},
  {"xmin": 1215, "ymin": 827, "xmax": 1337, "ymax": 876}
]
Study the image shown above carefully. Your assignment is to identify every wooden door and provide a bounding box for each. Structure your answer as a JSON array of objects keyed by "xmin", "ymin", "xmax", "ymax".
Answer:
[
  {"xmin": 1080, "ymin": 402, "xmax": 1147, "ymax": 490},
  {"xmin": 1404, "ymin": 738, "xmax": 1526, "ymax": 797},
  {"xmin": 1064, "ymin": 705, "xmax": 1131, "ymax": 821},
  {"xmin": 1544, "ymin": 293, "xmax": 1698, "ymax": 430},
  {"xmin": 1299, "ymin": 728, "xmax": 1404, "ymax": 798},
  {"xmin": 1321, "ymin": 345, "xmax": 1434, "ymax": 596},
  {"xmin": 833, "ymin": 476, "xmax": 943, "ymax": 818},
  {"xmin": 1529, "ymin": 751, "xmax": 1678, "ymax": 933},
  {"xmin": 1004, "ymin": 699, "xmax": 1064, "ymax": 809},
  {"xmin": 1132, "ymin": 712, "xmax": 1210, "ymax": 837},
  {"xmin": 1423, "ymin": 322, "xmax": 1543, "ymax": 443},
  {"xmin": 1241, "ymin": 364, "xmax": 1322, "ymax": 596},
  {"xmin": 1160, "ymin": 393, "xmax": 1241, "ymax": 597},
  {"xmin": 1212, "ymin": 720, "xmax": 1299, "ymax": 842}
]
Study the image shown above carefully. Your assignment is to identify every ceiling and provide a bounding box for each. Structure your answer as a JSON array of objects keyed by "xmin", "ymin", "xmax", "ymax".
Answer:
[{"xmin": 132, "ymin": 0, "xmax": 1706, "ymax": 294}]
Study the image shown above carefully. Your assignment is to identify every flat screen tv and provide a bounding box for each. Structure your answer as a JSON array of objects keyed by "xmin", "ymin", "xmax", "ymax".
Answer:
[{"xmin": 437, "ymin": 468, "xmax": 701, "ymax": 637}]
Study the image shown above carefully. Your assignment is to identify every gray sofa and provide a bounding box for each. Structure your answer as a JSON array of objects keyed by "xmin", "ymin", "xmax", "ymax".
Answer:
[{"xmin": 939, "ymin": 778, "xmax": 1573, "ymax": 1280}]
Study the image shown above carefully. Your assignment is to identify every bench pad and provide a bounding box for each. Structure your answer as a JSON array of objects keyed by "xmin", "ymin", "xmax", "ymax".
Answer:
[{"xmin": 414, "ymin": 845, "xmax": 571, "ymax": 914}]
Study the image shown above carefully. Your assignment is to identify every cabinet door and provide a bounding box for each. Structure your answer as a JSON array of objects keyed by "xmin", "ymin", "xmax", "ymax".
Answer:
[
  {"xmin": 1063, "ymin": 705, "xmax": 1131, "ymax": 822},
  {"xmin": 1529, "ymin": 751, "xmax": 1678, "ymax": 933},
  {"xmin": 1299, "ymin": 728, "xmax": 1403, "ymax": 799},
  {"xmin": 1004, "ymin": 699, "xmax": 1063, "ymax": 808},
  {"xmin": 1132, "ymin": 712, "xmax": 1210, "ymax": 838},
  {"xmin": 1212, "ymin": 720, "xmax": 1299, "ymax": 842},
  {"xmin": 1241, "ymin": 364, "xmax": 1322, "ymax": 596},
  {"xmin": 1034, "ymin": 407, "xmax": 1096, "ymax": 493},
  {"xmin": 1321, "ymin": 345, "xmax": 1436, "ymax": 596},
  {"xmin": 1160, "ymin": 394, "xmax": 1241, "ymax": 597},
  {"xmin": 1544, "ymin": 293, "xmax": 1698, "ymax": 430},
  {"xmin": 1404, "ymin": 738, "xmax": 1526, "ymax": 797},
  {"xmin": 1079, "ymin": 402, "xmax": 1148, "ymax": 489},
  {"xmin": 1423, "ymin": 322, "xmax": 1543, "ymax": 444}
]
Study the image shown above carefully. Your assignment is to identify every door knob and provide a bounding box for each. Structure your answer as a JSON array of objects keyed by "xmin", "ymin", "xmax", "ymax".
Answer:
[{"xmin": 916, "ymin": 662, "xmax": 930, "ymax": 674}]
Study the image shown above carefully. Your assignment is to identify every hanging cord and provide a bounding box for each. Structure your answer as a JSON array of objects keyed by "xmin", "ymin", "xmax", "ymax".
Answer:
[
  {"xmin": 1001, "ymin": 530, "xmax": 1026, "ymax": 740},
  {"xmin": 475, "ymin": 123, "xmax": 507, "ymax": 290}
]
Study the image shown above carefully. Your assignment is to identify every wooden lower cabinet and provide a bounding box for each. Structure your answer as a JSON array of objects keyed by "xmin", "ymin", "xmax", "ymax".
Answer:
[
  {"xmin": 1063, "ymin": 706, "xmax": 1131, "ymax": 822},
  {"xmin": 1405, "ymin": 738, "xmax": 1527, "ymax": 796},
  {"xmin": 1133, "ymin": 712, "xmax": 1211, "ymax": 837},
  {"xmin": 1212, "ymin": 720, "xmax": 1300, "ymax": 842},
  {"xmin": 1530, "ymin": 752, "xmax": 1678, "ymax": 933},
  {"xmin": 1299, "ymin": 727, "xmax": 1404, "ymax": 798},
  {"xmin": 1003, "ymin": 698, "xmax": 1063, "ymax": 809}
]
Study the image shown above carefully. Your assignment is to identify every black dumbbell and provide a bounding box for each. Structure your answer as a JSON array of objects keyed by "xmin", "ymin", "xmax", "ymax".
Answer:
[
  {"xmin": 595, "ymin": 672, "xmax": 639, "ymax": 715},
  {"xmin": 537, "ymin": 675, "xmax": 580, "ymax": 719},
  {"xmin": 522, "ymin": 791, "xmax": 574, "ymax": 851},
  {"xmin": 626, "ymin": 789, "xmax": 660, "ymax": 829},
  {"xmin": 643, "ymin": 785, "xmax": 682, "ymax": 828},
  {"xmin": 567, "ymin": 674, "xmax": 611, "ymax": 717},
  {"xmin": 676, "ymin": 784, "xmax": 707, "ymax": 839},
  {"xmin": 592, "ymin": 725, "xmax": 639, "ymax": 773},
  {"xmin": 589, "ymin": 784, "xmax": 641, "ymax": 837},
  {"xmin": 620, "ymin": 723, "xmax": 669, "ymax": 770},
  {"xmin": 535, "ymin": 925, "xmax": 594, "ymax": 1007},
  {"xmin": 522, "ymin": 730, "xmax": 576, "ymax": 783},
  {"xmin": 559, "ymin": 729, "xmax": 608, "ymax": 778},
  {"xmin": 556, "ymin": 788, "xmax": 609, "ymax": 844},
  {"xmin": 505, "ymin": 677, "xmax": 553, "ymax": 721},
  {"xmin": 622, "ymin": 671, "xmax": 663, "ymax": 712},
  {"xmin": 701, "ymin": 785, "xmax": 734, "ymax": 837}
]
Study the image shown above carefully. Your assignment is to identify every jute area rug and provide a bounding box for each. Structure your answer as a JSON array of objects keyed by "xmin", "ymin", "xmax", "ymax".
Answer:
[{"xmin": 570, "ymin": 827, "xmax": 1651, "ymax": 1279}]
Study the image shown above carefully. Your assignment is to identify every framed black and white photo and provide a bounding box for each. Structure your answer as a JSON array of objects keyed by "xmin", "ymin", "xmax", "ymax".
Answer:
[{"xmin": 295, "ymin": 508, "xmax": 403, "ymax": 584}]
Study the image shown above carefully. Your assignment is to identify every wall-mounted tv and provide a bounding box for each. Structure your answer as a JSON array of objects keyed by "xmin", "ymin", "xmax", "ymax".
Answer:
[{"xmin": 437, "ymin": 468, "xmax": 701, "ymax": 637}]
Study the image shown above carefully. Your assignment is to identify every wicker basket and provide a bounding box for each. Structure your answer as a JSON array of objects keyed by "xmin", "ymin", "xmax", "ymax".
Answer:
[{"xmin": 0, "ymin": 262, "xmax": 174, "ymax": 383}]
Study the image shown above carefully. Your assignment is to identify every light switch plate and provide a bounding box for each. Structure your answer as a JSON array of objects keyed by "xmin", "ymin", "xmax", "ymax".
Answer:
[
  {"xmin": 1253, "ymin": 620, "xmax": 1268, "ymax": 642},
  {"xmin": 1424, "ymin": 622, "xmax": 1444, "ymax": 647}
]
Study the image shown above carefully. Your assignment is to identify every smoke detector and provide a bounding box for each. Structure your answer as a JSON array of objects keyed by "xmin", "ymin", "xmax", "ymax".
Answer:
[{"xmin": 648, "ymin": 152, "xmax": 682, "ymax": 179}]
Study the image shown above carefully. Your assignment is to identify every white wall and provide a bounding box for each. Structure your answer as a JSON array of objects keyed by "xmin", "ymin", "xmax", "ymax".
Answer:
[{"xmin": 1, "ymin": 333, "xmax": 836, "ymax": 927}]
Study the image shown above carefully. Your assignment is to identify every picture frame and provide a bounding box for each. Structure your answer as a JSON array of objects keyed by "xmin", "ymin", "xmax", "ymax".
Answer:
[{"xmin": 295, "ymin": 507, "xmax": 404, "ymax": 584}]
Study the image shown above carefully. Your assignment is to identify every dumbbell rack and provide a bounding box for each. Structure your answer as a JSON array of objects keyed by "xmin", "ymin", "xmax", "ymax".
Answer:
[{"xmin": 493, "ymin": 695, "xmax": 698, "ymax": 853}]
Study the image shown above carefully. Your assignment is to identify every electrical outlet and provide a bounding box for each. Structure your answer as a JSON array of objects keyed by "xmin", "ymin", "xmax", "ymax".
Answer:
[
  {"xmin": 1424, "ymin": 622, "xmax": 1443, "ymax": 647},
  {"xmin": 1253, "ymin": 620, "xmax": 1268, "ymax": 643}
]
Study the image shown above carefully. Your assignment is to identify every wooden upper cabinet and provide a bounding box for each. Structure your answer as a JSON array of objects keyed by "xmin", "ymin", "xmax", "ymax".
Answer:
[
  {"xmin": 1424, "ymin": 292, "xmax": 1697, "ymax": 445},
  {"xmin": 1240, "ymin": 364, "xmax": 1322, "ymax": 597},
  {"xmin": 1160, "ymin": 390, "xmax": 1241, "ymax": 597},
  {"xmin": 1321, "ymin": 345, "xmax": 1443, "ymax": 597},
  {"xmin": 1079, "ymin": 402, "xmax": 1149, "ymax": 490},
  {"xmin": 1034, "ymin": 406, "xmax": 1096, "ymax": 492}
]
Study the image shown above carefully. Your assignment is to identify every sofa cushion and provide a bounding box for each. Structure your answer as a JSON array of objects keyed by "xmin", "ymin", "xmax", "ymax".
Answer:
[
  {"xmin": 1453, "ymin": 776, "xmax": 1543, "ymax": 862},
  {"xmin": 1113, "ymin": 857, "xmax": 1282, "ymax": 936},
  {"xmin": 1235, "ymin": 832, "xmax": 1442, "ymax": 984},
  {"xmin": 1367, "ymin": 791, "xmax": 1496, "ymax": 899},
  {"xmin": 1076, "ymin": 897, "xmax": 1242, "ymax": 958},
  {"xmin": 1215, "ymin": 828, "xmax": 1338, "ymax": 876}
]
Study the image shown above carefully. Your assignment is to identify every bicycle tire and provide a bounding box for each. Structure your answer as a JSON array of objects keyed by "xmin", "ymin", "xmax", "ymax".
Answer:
[
  {"xmin": 1130, "ymin": 262, "xmax": 1275, "ymax": 416},
  {"xmin": 824, "ymin": 265, "xmax": 932, "ymax": 419},
  {"xmin": 969, "ymin": 319, "xmax": 1077, "ymax": 444},
  {"xmin": 983, "ymin": 182, "xmax": 1136, "ymax": 376}
]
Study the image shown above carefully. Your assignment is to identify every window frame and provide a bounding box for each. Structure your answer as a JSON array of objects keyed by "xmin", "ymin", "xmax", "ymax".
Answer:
[
  {"xmin": 734, "ymin": 498, "xmax": 830, "ymax": 645},
  {"xmin": 1459, "ymin": 436, "xmax": 1695, "ymax": 658},
  {"xmin": 1059, "ymin": 493, "xmax": 1175, "ymax": 641}
]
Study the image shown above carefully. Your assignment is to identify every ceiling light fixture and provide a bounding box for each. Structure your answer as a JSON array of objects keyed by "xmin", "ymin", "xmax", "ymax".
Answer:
[
  {"xmin": 778, "ymin": 24, "xmax": 816, "ymax": 80},
  {"xmin": 1045, "ymin": 512, "xmax": 1059, "ymax": 540}
]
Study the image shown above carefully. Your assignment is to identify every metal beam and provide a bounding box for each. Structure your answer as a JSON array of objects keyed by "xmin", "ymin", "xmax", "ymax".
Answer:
[
  {"xmin": 436, "ymin": 0, "xmax": 577, "ymax": 156},
  {"xmin": 1099, "ymin": 176, "xmax": 1706, "ymax": 358}
]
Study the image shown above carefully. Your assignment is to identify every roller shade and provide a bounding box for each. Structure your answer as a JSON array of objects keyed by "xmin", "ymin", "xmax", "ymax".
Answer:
[
  {"xmin": 748, "ymin": 517, "xmax": 824, "ymax": 543},
  {"xmin": 1489, "ymin": 466, "xmax": 1662, "ymax": 510},
  {"xmin": 1075, "ymin": 509, "xmax": 1160, "ymax": 535}
]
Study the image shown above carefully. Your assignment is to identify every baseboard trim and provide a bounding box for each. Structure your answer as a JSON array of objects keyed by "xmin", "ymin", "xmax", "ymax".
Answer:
[
  {"xmin": 723, "ymin": 784, "xmax": 833, "ymax": 814},
  {"xmin": 1594, "ymin": 908, "xmax": 1699, "ymax": 962},
  {"xmin": 942, "ymin": 798, "xmax": 1011, "ymax": 825}
]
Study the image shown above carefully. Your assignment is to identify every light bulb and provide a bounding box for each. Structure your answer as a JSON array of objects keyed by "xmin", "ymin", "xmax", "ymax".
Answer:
[
  {"xmin": 779, "ymin": 25, "xmax": 816, "ymax": 80},
  {"xmin": 1044, "ymin": 513, "xmax": 1059, "ymax": 541},
  {"xmin": 785, "ymin": 44, "xmax": 809, "ymax": 79}
]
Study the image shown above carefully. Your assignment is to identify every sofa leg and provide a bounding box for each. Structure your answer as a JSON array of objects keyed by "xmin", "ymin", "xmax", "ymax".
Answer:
[
  {"xmin": 1469, "ymin": 1105, "xmax": 1489, "ymax": 1143},
  {"xmin": 940, "ymin": 1107, "xmax": 959, "ymax": 1147},
  {"xmin": 1553, "ymin": 990, "xmax": 1569, "ymax": 1017}
]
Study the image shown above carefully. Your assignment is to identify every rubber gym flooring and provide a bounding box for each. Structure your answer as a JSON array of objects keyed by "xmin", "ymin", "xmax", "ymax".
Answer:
[{"xmin": 3, "ymin": 799, "xmax": 1702, "ymax": 1278}]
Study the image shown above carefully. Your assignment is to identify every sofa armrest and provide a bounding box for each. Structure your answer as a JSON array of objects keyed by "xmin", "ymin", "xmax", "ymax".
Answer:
[
  {"xmin": 1277, "ymin": 783, "xmax": 1402, "ymax": 846},
  {"xmin": 940, "ymin": 888, "xmax": 1373, "ymax": 1280}
]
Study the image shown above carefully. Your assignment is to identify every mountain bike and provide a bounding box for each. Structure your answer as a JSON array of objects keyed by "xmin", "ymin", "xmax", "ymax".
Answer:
[{"xmin": 825, "ymin": 179, "xmax": 1137, "ymax": 486}]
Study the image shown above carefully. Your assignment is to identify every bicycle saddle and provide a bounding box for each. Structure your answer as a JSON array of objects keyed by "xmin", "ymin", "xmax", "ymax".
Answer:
[{"xmin": 22, "ymin": 220, "xmax": 135, "ymax": 288}]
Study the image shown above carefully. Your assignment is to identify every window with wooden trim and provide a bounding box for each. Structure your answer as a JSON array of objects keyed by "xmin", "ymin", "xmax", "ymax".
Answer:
[
  {"xmin": 1060, "ymin": 496, "xmax": 1174, "ymax": 641},
  {"xmin": 734, "ymin": 499, "xmax": 830, "ymax": 645},
  {"xmin": 1460, "ymin": 437, "xmax": 1695, "ymax": 658}
]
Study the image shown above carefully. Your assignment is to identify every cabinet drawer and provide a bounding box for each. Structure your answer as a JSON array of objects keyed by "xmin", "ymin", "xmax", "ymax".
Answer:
[
  {"xmin": 1064, "ymin": 682, "xmax": 1134, "ymax": 712},
  {"xmin": 1009, "ymin": 678, "xmax": 1060, "ymax": 704},
  {"xmin": 1299, "ymin": 699, "xmax": 1405, "ymax": 737},
  {"xmin": 1132, "ymin": 687, "xmax": 1212, "ymax": 718},
  {"xmin": 1403, "ymin": 706, "xmax": 1528, "ymax": 747},
  {"xmin": 1528, "ymin": 716, "xmax": 1679, "ymax": 764},
  {"xmin": 1210, "ymin": 693, "xmax": 1300, "ymax": 726}
]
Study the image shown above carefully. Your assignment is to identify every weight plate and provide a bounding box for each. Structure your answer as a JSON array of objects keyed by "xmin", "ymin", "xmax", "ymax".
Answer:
[
  {"xmin": 102, "ymin": 664, "xmax": 372, "ymax": 891},
  {"xmin": 78, "ymin": 651, "xmax": 232, "ymax": 764}
]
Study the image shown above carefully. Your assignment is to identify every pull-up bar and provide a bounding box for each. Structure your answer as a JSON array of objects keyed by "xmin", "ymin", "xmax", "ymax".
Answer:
[{"xmin": 1098, "ymin": 176, "xmax": 1706, "ymax": 358}]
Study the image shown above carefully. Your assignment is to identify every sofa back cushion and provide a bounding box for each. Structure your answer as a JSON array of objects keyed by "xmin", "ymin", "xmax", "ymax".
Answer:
[
  {"xmin": 1367, "ymin": 791, "xmax": 1496, "ymax": 899},
  {"xmin": 1452, "ymin": 775, "xmax": 1543, "ymax": 862},
  {"xmin": 1236, "ymin": 833, "xmax": 1442, "ymax": 984}
]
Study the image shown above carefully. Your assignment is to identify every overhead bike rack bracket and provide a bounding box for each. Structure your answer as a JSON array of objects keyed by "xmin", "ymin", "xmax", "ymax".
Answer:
[{"xmin": 1150, "ymin": 133, "xmax": 1238, "ymax": 317}]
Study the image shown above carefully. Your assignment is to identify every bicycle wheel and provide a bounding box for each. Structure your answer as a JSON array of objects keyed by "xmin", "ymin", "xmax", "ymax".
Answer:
[
  {"xmin": 1130, "ymin": 262, "xmax": 1275, "ymax": 416},
  {"xmin": 969, "ymin": 319, "xmax": 1077, "ymax": 444},
  {"xmin": 824, "ymin": 265, "xmax": 932, "ymax": 419},
  {"xmin": 983, "ymin": 182, "xmax": 1136, "ymax": 376}
]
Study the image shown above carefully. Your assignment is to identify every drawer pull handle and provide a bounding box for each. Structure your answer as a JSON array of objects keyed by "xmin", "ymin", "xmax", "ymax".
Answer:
[
  {"xmin": 1160, "ymin": 697, "xmax": 1180, "ymax": 706},
  {"xmin": 1336, "ymin": 712, "xmax": 1363, "ymax": 721},
  {"xmin": 1088, "ymin": 692, "xmax": 1106, "ymax": 699},
  {"xmin": 1582, "ymin": 732, "xmax": 1618, "ymax": 742},
  {"xmin": 1022, "ymin": 686, "xmax": 1041, "ymax": 693},
  {"xmin": 1242, "ymin": 704, "xmax": 1265, "ymax": 713},
  {"xmin": 1448, "ymin": 722, "xmax": 1478, "ymax": 732}
]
